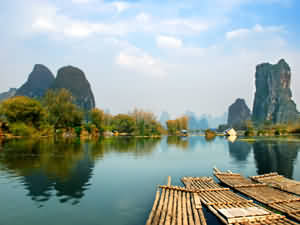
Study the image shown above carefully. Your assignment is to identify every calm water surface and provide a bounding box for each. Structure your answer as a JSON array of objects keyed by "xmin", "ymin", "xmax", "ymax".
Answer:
[{"xmin": 0, "ymin": 136, "xmax": 300, "ymax": 225}]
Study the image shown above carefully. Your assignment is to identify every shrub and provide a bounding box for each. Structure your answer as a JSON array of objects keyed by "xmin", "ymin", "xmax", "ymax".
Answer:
[
  {"xmin": 74, "ymin": 126, "xmax": 82, "ymax": 137},
  {"xmin": 84, "ymin": 123, "xmax": 92, "ymax": 133},
  {"xmin": 1, "ymin": 96, "xmax": 46, "ymax": 128},
  {"xmin": 275, "ymin": 129, "xmax": 281, "ymax": 136},
  {"xmin": 245, "ymin": 128, "xmax": 255, "ymax": 137},
  {"xmin": 10, "ymin": 123, "xmax": 36, "ymax": 137},
  {"xmin": 39, "ymin": 124, "xmax": 54, "ymax": 137},
  {"xmin": 257, "ymin": 130, "xmax": 265, "ymax": 136},
  {"xmin": 205, "ymin": 129, "xmax": 216, "ymax": 140}
]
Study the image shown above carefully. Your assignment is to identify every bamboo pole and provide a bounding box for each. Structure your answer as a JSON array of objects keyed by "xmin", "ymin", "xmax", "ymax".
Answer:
[
  {"xmin": 182, "ymin": 192, "xmax": 188, "ymax": 225},
  {"xmin": 146, "ymin": 188, "xmax": 161, "ymax": 225},
  {"xmin": 164, "ymin": 189, "xmax": 174, "ymax": 225},
  {"xmin": 186, "ymin": 192, "xmax": 195, "ymax": 225},
  {"xmin": 170, "ymin": 190, "xmax": 178, "ymax": 225},
  {"xmin": 168, "ymin": 176, "xmax": 171, "ymax": 186},
  {"xmin": 152, "ymin": 188, "xmax": 166, "ymax": 225},
  {"xmin": 159, "ymin": 188, "xmax": 170, "ymax": 225},
  {"xmin": 191, "ymin": 193, "xmax": 203, "ymax": 225},
  {"xmin": 177, "ymin": 190, "xmax": 182, "ymax": 225}
]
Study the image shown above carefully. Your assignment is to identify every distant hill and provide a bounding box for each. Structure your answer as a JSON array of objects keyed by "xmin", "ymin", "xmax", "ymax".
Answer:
[
  {"xmin": 0, "ymin": 88, "xmax": 17, "ymax": 102},
  {"xmin": 16, "ymin": 64, "xmax": 55, "ymax": 99},
  {"xmin": 227, "ymin": 98, "xmax": 251, "ymax": 129},
  {"xmin": 159, "ymin": 111, "xmax": 170, "ymax": 128},
  {"xmin": 203, "ymin": 113, "xmax": 227, "ymax": 129},
  {"xmin": 6, "ymin": 64, "xmax": 96, "ymax": 111},
  {"xmin": 52, "ymin": 66, "xmax": 95, "ymax": 111},
  {"xmin": 185, "ymin": 111, "xmax": 209, "ymax": 130}
]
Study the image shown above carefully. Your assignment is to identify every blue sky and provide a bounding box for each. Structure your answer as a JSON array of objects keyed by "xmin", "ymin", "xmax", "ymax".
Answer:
[{"xmin": 1, "ymin": 0, "xmax": 300, "ymax": 117}]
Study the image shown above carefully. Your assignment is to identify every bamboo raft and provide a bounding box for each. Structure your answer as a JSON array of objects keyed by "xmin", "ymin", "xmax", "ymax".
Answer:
[
  {"xmin": 145, "ymin": 176, "xmax": 207, "ymax": 225},
  {"xmin": 251, "ymin": 173, "xmax": 300, "ymax": 196},
  {"xmin": 181, "ymin": 176, "xmax": 298, "ymax": 225},
  {"xmin": 214, "ymin": 168, "xmax": 300, "ymax": 222}
]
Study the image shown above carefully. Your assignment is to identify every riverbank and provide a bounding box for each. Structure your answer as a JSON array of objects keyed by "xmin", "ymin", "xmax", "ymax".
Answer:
[{"xmin": 239, "ymin": 135, "xmax": 300, "ymax": 143}]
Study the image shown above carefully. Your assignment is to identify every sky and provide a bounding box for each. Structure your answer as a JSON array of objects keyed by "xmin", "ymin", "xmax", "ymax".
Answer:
[{"xmin": 1, "ymin": 0, "xmax": 300, "ymax": 118}]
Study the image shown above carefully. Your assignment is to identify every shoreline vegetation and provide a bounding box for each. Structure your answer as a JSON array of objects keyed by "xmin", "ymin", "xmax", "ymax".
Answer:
[
  {"xmin": 1, "ymin": 89, "xmax": 300, "ymax": 140},
  {"xmin": 0, "ymin": 89, "xmax": 189, "ymax": 139}
]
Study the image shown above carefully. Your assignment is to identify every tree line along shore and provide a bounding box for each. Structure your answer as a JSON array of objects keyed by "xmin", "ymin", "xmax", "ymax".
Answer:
[{"xmin": 0, "ymin": 89, "xmax": 190, "ymax": 139}]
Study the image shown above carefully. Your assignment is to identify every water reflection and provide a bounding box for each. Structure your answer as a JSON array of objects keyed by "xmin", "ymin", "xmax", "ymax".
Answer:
[
  {"xmin": 253, "ymin": 141, "xmax": 299, "ymax": 178},
  {"xmin": 228, "ymin": 141, "xmax": 251, "ymax": 162},
  {"xmin": 0, "ymin": 138, "xmax": 161, "ymax": 206},
  {"xmin": 0, "ymin": 139, "xmax": 94, "ymax": 206},
  {"xmin": 227, "ymin": 136, "xmax": 237, "ymax": 143},
  {"xmin": 167, "ymin": 136, "xmax": 189, "ymax": 149},
  {"xmin": 0, "ymin": 137, "xmax": 300, "ymax": 225}
]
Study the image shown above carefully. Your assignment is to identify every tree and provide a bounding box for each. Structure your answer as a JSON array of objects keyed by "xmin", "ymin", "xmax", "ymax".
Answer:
[
  {"xmin": 130, "ymin": 109, "xmax": 163, "ymax": 135},
  {"xmin": 90, "ymin": 108, "xmax": 105, "ymax": 133},
  {"xmin": 0, "ymin": 96, "xmax": 45, "ymax": 128},
  {"xmin": 43, "ymin": 89, "xmax": 83, "ymax": 129},
  {"xmin": 112, "ymin": 114, "xmax": 136, "ymax": 134},
  {"xmin": 166, "ymin": 116, "xmax": 189, "ymax": 135},
  {"xmin": 166, "ymin": 120, "xmax": 177, "ymax": 135}
]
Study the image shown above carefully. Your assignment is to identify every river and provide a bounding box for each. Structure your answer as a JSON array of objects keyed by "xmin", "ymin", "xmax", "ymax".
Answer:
[{"xmin": 0, "ymin": 136, "xmax": 299, "ymax": 225}]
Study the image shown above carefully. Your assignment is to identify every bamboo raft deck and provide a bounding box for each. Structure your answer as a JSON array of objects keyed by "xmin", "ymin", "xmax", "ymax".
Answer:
[
  {"xmin": 214, "ymin": 168, "xmax": 300, "ymax": 222},
  {"xmin": 181, "ymin": 176, "xmax": 298, "ymax": 225},
  {"xmin": 251, "ymin": 173, "xmax": 300, "ymax": 196},
  {"xmin": 145, "ymin": 176, "xmax": 207, "ymax": 225}
]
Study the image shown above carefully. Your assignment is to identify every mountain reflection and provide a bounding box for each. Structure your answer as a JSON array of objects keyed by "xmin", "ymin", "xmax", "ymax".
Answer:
[
  {"xmin": 0, "ymin": 137, "xmax": 160, "ymax": 206},
  {"xmin": 253, "ymin": 141, "xmax": 299, "ymax": 178},
  {"xmin": 228, "ymin": 141, "xmax": 251, "ymax": 162}
]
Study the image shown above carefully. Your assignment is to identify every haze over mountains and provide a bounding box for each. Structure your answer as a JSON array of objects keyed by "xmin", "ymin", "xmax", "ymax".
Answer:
[
  {"xmin": 0, "ymin": 88, "xmax": 17, "ymax": 103},
  {"xmin": 1, "ymin": 58, "xmax": 299, "ymax": 129}
]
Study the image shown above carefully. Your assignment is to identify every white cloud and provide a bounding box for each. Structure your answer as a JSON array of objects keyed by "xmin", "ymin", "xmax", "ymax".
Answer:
[
  {"xmin": 111, "ymin": 2, "xmax": 130, "ymax": 13},
  {"xmin": 72, "ymin": 0, "xmax": 92, "ymax": 4},
  {"xmin": 116, "ymin": 47, "xmax": 166, "ymax": 78},
  {"xmin": 158, "ymin": 19, "xmax": 211, "ymax": 36},
  {"xmin": 63, "ymin": 23, "xmax": 95, "ymax": 38},
  {"xmin": 162, "ymin": 19, "xmax": 209, "ymax": 33},
  {"xmin": 32, "ymin": 18, "xmax": 56, "ymax": 31},
  {"xmin": 136, "ymin": 13, "xmax": 150, "ymax": 23},
  {"xmin": 31, "ymin": 10, "xmax": 211, "ymax": 39},
  {"xmin": 31, "ymin": 13, "xmax": 130, "ymax": 38},
  {"xmin": 226, "ymin": 24, "xmax": 284, "ymax": 40},
  {"xmin": 226, "ymin": 28, "xmax": 250, "ymax": 40},
  {"xmin": 156, "ymin": 35, "xmax": 182, "ymax": 49}
]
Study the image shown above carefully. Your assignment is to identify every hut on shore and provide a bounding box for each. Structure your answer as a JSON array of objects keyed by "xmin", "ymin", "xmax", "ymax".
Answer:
[{"xmin": 224, "ymin": 128, "xmax": 237, "ymax": 136}]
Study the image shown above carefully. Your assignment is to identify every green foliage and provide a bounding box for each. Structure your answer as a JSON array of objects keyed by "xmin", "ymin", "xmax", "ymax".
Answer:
[
  {"xmin": 112, "ymin": 114, "xmax": 136, "ymax": 134},
  {"xmin": 245, "ymin": 128, "xmax": 255, "ymax": 137},
  {"xmin": 0, "ymin": 96, "xmax": 46, "ymax": 128},
  {"xmin": 130, "ymin": 109, "xmax": 164, "ymax": 136},
  {"xmin": 90, "ymin": 108, "xmax": 105, "ymax": 133},
  {"xmin": 257, "ymin": 130, "xmax": 266, "ymax": 136},
  {"xmin": 74, "ymin": 126, "xmax": 82, "ymax": 137},
  {"xmin": 275, "ymin": 129, "xmax": 281, "ymax": 136},
  {"xmin": 43, "ymin": 89, "xmax": 83, "ymax": 129},
  {"xmin": 39, "ymin": 124, "xmax": 54, "ymax": 137},
  {"xmin": 10, "ymin": 123, "xmax": 36, "ymax": 137},
  {"xmin": 84, "ymin": 122, "xmax": 92, "ymax": 133}
]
